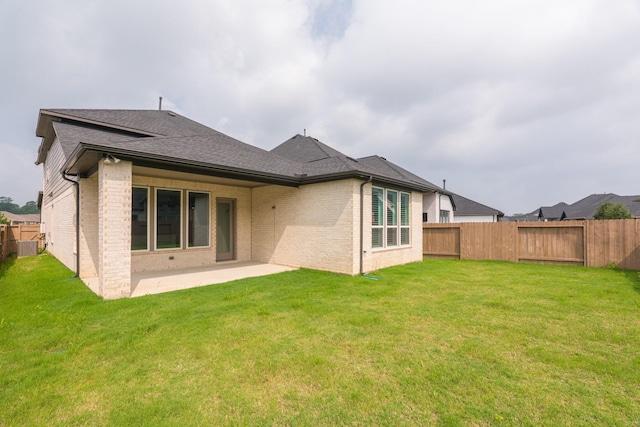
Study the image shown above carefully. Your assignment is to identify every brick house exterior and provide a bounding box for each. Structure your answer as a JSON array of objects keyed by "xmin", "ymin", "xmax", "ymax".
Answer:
[{"xmin": 35, "ymin": 109, "xmax": 450, "ymax": 299}]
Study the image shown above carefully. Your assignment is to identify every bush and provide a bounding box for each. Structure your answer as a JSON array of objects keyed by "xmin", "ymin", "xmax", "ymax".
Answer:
[{"xmin": 593, "ymin": 202, "xmax": 633, "ymax": 220}]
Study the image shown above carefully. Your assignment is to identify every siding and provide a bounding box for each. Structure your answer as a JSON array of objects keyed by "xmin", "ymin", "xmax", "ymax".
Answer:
[{"xmin": 41, "ymin": 137, "xmax": 76, "ymax": 272}]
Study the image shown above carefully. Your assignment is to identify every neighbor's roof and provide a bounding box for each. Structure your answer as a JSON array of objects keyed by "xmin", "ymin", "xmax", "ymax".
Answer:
[
  {"xmin": 0, "ymin": 211, "xmax": 40, "ymax": 223},
  {"xmin": 566, "ymin": 193, "xmax": 640, "ymax": 218},
  {"xmin": 35, "ymin": 109, "xmax": 448, "ymax": 193},
  {"xmin": 450, "ymin": 193, "xmax": 503, "ymax": 217}
]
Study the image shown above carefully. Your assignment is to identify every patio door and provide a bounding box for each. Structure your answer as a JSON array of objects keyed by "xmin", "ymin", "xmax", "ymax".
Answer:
[{"xmin": 216, "ymin": 199, "xmax": 235, "ymax": 261}]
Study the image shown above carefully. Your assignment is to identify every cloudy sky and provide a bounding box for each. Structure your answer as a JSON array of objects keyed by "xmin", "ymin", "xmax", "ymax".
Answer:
[{"xmin": 1, "ymin": 0, "xmax": 639, "ymax": 215}]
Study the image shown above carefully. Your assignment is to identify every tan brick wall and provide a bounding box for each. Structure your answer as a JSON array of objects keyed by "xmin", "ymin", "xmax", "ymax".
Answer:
[
  {"xmin": 251, "ymin": 180, "xmax": 360, "ymax": 274},
  {"xmin": 98, "ymin": 159, "xmax": 132, "ymax": 299},
  {"xmin": 79, "ymin": 174, "xmax": 99, "ymax": 279},
  {"xmin": 130, "ymin": 175, "xmax": 252, "ymax": 273}
]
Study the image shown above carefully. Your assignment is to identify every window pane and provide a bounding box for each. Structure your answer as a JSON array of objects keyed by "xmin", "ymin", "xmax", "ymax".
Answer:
[
  {"xmin": 400, "ymin": 193, "xmax": 410, "ymax": 226},
  {"xmin": 372, "ymin": 228, "xmax": 383, "ymax": 248},
  {"xmin": 440, "ymin": 209, "xmax": 450, "ymax": 224},
  {"xmin": 131, "ymin": 187, "xmax": 148, "ymax": 250},
  {"xmin": 372, "ymin": 187, "xmax": 383, "ymax": 226},
  {"xmin": 188, "ymin": 192, "xmax": 209, "ymax": 247},
  {"xmin": 401, "ymin": 227, "xmax": 410, "ymax": 245},
  {"xmin": 387, "ymin": 190, "xmax": 397, "ymax": 226},
  {"xmin": 387, "ymin": 227, "xmax": 398, "ymax": 247},
  {"xmin": 156, "ymin": 189, "xmax": 181, "ymax": 249}
]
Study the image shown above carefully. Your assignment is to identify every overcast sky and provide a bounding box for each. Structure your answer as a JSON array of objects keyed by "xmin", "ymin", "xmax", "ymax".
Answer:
[{"xmin": 1, "ymin": 0, "xmax": 639, "ymax": 215}]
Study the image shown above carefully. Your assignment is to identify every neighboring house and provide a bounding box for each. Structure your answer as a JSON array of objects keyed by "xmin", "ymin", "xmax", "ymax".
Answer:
[
  {"xmin": 35, "ymin": 108, "xmax": 450, "ymax": 299},
  {"xmin": 0, "ymin": 211, "xmax": 41, "ymax": 225},
  {"xmin": 423, "ymin": 192, "xmax": 455, "ymax": 223},
  {"xmin": 507, "ymin": 194, "xmax": 640, "ymax": 222},
  {"xmin": 449, "ymin": 193, "xmax": 503, "ymax": 223}
]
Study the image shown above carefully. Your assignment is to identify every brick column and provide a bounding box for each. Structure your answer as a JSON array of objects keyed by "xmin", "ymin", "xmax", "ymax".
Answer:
[
  {"xmin": 98, "ymin": 159, "xmax": 132, "ymax": 299},
  {"xmin": 79, "ymin": 174, "xmax": 99, "ymax": 279}
]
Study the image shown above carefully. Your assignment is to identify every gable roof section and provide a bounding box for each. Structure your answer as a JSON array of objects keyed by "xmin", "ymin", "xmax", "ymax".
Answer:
[
  {"xmin": 450, "ymin": 193, "xmax": 503, "ymax": 217},
  {"xmin": 538, "ymin": 202, "xmax": 570, "ymax": 220},
  {"xmin": 36, "ymin": 109, "xmax": 219, "ymax": 165},
  {"xmin": 271, "ymin": 134, "xmax": 447, "ymax": 193},
  {"xmin": 271, "ymin": 134, "xmax": 345, "ymax": 163}
]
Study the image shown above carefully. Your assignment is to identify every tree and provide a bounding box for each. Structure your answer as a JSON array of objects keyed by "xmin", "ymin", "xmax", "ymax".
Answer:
[
  {"xmin": 0, "ymin": 196, "xmax": 20, "ymax": 213},
  {"xmin": 0, "ymin": 212, "xmax": 10, "ymax": 225},
  {"xmin": 0, "ymin": 197, "xmax": 40, "ymax": 214},
  {"xmin": 593, "ymin": 202, "xmax": 633, "ymax": 220},
  {"xmin": 19, "ymin": 201, "xmax": 40, "ymax": 214}
]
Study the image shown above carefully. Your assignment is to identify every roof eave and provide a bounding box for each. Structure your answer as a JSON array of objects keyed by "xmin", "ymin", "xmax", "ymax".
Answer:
[{"xmin": 62, "ymin": 143, "xmax": 302, "ymax": 187}]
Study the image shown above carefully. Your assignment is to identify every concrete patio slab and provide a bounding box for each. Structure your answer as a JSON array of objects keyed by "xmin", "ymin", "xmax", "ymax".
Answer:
[{"xmin": 84, "ymin": 261, "xmax": 297, "ymax": 298}]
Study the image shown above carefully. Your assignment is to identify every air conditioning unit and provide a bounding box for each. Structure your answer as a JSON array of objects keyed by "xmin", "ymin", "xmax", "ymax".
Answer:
[{"xmin": 18, "ymin": 240, "xmax": 38, "ymax": 257}]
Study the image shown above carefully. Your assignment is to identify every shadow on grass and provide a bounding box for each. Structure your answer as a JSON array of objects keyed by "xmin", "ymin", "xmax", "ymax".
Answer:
[
  {"xmin": 623, "ymin": 269, "xmax": 640, "ymax": 294},
  {"xmin": 0, "ymin": 254, "xmax": 17, "ymax": 280}
]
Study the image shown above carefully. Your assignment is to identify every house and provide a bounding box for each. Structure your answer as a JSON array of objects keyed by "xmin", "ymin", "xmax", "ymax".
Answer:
[
  {"xmin": 0, "ymin": 211, "xmax": 41, "ymax": 225},
  {"xmin": 35, "ymin": 108, "xmax": 450, "ymax": 299},
  {"xmin": 448, "ymin": 193, "xmax": 503, "ymax": 223},
  {"xmin": 506, "ymin": 193, "xmax": 640, "ymax": 222}
]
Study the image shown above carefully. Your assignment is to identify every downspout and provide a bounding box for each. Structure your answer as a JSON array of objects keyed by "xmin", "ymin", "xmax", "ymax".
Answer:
[
  {"xmin": 359, "ymin": 176, "xmax": 373, "ymax": 275},
  {"xmin": 61, "ymin": 171, "xmax": 80, "ymax": 278}
]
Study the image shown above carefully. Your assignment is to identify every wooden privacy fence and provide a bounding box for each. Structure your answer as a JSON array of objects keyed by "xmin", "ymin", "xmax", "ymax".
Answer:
[
  {"xmin": 423, "ymin": 219, "xmax": 640, "ymax": 271},
  {"xmin": 0, "ymin": 224, "xmax": 43, "ymax": 262}
]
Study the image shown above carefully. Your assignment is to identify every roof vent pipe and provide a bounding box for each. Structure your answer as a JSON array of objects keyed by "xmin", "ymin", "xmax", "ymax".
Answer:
[
  {"xmin": 159, "ymin": 96, "xmax": 163, "ymax": 111},
  {"xmin": 443, "ymin": 179, "xmax": 446, "ymax": 190}
]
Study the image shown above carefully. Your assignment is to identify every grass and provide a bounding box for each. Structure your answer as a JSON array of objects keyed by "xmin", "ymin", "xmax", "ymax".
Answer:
[{"xmin": 1, "ymin": 254, "xmax": 639, "ymax": 426}]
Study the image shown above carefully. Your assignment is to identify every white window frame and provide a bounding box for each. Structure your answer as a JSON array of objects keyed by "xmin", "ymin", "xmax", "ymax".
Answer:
[
  {"xmin": 372, "ymin": 186, "xmax": 411, "ymax": 250},
  {"xmin": 186, "ymin": 190, "xmax": 211, "ymax": 249},
  {"xmin": 155, "ymin": 188, "xmax": 183, "ymax": 251},
  {"xmin": 131, "ymin": 186, "xmax": 150, "ymax": 252}
]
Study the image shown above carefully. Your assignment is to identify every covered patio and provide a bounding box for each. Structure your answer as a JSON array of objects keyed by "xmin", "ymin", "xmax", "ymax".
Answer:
[{"xmin": 85, "ymin": 261, "xmax": 297, "ymax": 298}]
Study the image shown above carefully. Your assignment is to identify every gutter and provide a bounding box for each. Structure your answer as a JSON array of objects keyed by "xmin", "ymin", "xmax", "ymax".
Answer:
[
  {"xmin": 359, "ymin": 176, "xmax": 373, "ymax": 275},
  {"xmin": 61, "ymin": 171, "xmax": 80, "ymax": 278}
]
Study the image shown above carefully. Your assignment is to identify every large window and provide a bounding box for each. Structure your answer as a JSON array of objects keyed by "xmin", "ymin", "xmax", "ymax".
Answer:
[
  {"xmin": 156, "ymin": 189, "xmax": 182, "ymax": 249},
  {"xmin": 372, "ymin": 187, "xmax": 411, "ymax": 249},
  {"xmin": 131, "ymin": 187, "xmax": 211, "ymax": 251},
  {"xmin": 188, "ymin": 191, "xmax": 210, "ymax": 248},
  {"xmin": 132, "ymin": 187, "xmax": 149, "ymax": 251}
]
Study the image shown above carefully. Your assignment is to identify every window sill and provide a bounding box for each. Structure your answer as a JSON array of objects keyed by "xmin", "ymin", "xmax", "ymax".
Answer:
[{"xmin": 371, "ymin": 245, "xmax": 412, "ymax": 253}]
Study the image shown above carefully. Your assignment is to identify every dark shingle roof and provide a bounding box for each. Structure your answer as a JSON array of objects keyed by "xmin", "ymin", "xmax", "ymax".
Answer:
[
  {"xmin": 45, "ymin": 109, "xmax": 219, "ymax": 137},
  {"xmin": 271, "ymin": 134, "xmax": 445, "ymax": 192},
  {"xmin": 271, "ymin": 134, "xmax": 345, "ymax": 163},
  {"xmin": 564, "ymin": 194, "xmax": 640, "ymax": 218},
  {"xmin": 38, "ymin": 109, "xmax": 447, "ymax": 192},
  {"xmin": 450, "ymin": 193, "xmax": 503, "ymax": 217}
]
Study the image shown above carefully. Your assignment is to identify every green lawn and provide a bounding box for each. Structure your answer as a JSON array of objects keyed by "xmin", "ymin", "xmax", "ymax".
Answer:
[{"xmin": 1, "ymin": 254, "xmax": 639, "ymax": 426}]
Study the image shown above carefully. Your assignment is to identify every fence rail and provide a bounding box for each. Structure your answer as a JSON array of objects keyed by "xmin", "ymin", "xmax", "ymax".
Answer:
[
  {"xmin": 0, "ymin": 224, "xmax": 43, "ymax": 262},
  {"xmin": 423, "ymin": 219, "xmax": 640, "ymax": 270}
]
